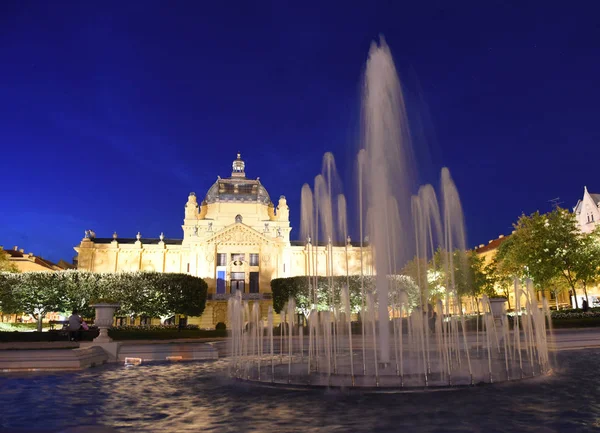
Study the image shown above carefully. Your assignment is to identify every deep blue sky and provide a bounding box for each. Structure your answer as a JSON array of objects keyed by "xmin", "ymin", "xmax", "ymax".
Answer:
[{"xmin": 1, "ymin": 1, "xmax": 599, "ymax": 263}]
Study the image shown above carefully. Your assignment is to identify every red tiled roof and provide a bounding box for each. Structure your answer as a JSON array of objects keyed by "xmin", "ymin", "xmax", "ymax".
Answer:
[{"xmin": 474, "ymin": 235, "xmax": 511, "ymax": 254}]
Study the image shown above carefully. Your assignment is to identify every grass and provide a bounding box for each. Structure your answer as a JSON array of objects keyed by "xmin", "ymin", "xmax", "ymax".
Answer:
[{"xmin": 0, "ymin": 322, "xmax": 47, "ymax": 332}]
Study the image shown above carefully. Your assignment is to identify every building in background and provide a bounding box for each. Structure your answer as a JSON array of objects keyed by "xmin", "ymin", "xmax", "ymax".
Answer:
[
  {"xmin": 573, "ymin": 186, "xmax": 600, "ymax": 233},
  {"xmin": 2, "ymin": 246, "xmax": 68, "ymax": 272},
  {"xmin": 75, "ymin": 154, "xmax": 372, "ymax": 328}
]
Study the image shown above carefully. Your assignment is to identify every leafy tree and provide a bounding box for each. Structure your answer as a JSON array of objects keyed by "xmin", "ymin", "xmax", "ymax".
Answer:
[
  {"xmin": 271, "ymin": 274, "xmax": 422, "ymax": 318},
  {"xmin": 0, "ymin": 248, "xmax": 19, "ymax": 273},
  {"xmin": 156, "ymin": 273, "xmax": 208, "ymax": 321},
  {"xmin": 484, "ymin": 257, "xmax": 514, "ymax": 309},
  {"xmin": 13, "ymin": 272, "xmax": 66, "ymax": 331},
  {"xmin": 495, "ymin": 208, "xmax": 600, "ymax": 309},
  {"xmin": 60, "ymin": 271, "xmax": 103, "ymax": 318},
  {"xmin": 0, "ymin": 271, "xmax": 209, "ymax": 327},
  {"xmin": 546, "ymin": 274, "xmax": 570, "ymax": 311},
  {"xmin": 0, "ymin": 272, "xmax": 20, "ymax": 320},
  {"xmin": 573, "ymin": 228, "xmax": 600, "ymax": 305},
  {"xmin": 272, "ymin": 276, "xmax": 368, "ymax": 317}
]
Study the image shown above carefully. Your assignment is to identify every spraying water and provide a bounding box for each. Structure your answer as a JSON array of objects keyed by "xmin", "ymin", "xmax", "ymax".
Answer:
[{"xmin": 228, "ymin": 36, "xmax": 551, "ymax": 390}]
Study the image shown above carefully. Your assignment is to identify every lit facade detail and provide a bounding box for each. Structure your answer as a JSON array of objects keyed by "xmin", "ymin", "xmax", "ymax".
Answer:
[{"xmin": 74, "ymin": 154, "xmax": 372, "ymax": 327}]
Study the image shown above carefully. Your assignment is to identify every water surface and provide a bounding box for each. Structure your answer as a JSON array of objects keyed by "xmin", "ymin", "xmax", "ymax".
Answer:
[{"xmin": 1, "ymin": 350, "xmax": 599, "ymax": 432}]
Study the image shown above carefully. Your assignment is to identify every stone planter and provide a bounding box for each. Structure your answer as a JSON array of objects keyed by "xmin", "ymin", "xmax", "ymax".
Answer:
[
  {"xmin": 91, "ymin": 303, "xmax": 119, "ymax": 343},
  {"xmin": 489, "ymin": 298, "xmax": 507, "ymax": 322}
]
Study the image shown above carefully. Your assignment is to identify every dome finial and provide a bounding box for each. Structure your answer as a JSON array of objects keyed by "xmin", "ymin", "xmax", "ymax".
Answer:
[{"xmin": 232, "ymin": 152, "xmax": 245, "ymax": 178}]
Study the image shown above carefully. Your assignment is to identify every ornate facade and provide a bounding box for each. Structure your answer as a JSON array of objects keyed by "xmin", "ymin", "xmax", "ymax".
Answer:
[{"xmin": 74, "ymin": 154, "xmax": 372, "ymax": 327}]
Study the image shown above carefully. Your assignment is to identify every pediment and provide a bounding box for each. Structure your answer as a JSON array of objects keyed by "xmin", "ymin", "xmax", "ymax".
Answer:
[{"xmin": 205, "ymin": 223, "xmax": 274, "ymax": 246}]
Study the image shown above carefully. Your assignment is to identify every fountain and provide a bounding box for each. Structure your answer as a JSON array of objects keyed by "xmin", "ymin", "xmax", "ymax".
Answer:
[{"xmin": 228, "ymin": 37, "xmax": 551, "ymax": 390}]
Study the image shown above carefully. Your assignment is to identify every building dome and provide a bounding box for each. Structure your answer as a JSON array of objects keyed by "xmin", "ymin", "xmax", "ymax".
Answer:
[{"xmin": 204, "ymin": 154, "xmax": 272, "ymax": 205}]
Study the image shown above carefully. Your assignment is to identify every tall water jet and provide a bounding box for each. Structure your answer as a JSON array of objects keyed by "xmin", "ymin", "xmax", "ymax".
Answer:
[
  {"xmin": 228, "ymin": 36, "xmax": 551, "ymax": 391},
  {"xmin": 362, "ymin": 37, "xmax": 414, "ymax": 362}
]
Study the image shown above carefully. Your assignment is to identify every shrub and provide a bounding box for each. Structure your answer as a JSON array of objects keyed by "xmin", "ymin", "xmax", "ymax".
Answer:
[
  {"xmin": 109, "ymin": 324, "xmax": 199, "ymax": 331},
  {"xmin": 551, "ymin": 310, "xmax": 600, "ymax": 320},
  {"xmin": 215, "ymin": 322, "xmax": 226, "ymax": 331}
]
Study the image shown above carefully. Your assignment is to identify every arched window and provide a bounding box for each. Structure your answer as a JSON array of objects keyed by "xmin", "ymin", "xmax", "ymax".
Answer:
[{"xmin": 235, "ymin": 214, "xmax": 243, "ymax": 223}]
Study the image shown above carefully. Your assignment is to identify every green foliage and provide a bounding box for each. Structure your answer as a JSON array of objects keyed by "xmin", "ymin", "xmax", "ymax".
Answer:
[
  {"xmin": 494, "ymin": 208, "xmax": 600, "ymax": 308},
  {"xmin": 272, "ymin": 275, "xmax": 373, "ymax": 316},
  {"xmin": 12, "ymin": 272, "xmax": 66, "ymax": 329},
  {"xmin": 0, "ymin": 272, "xmax": 21, "ymax": 315},
  {"xmin": 271, "ymin": 274, "xmax": 422, "ymax": 316},
  {"xmin": 0, "ymin": 248, "xmax": 19, "ymax": 273},
  {"xmin": 155, "ymin": 273, "xmax": 208, "ymax": 318},
  {"xmin": 0, "ymin": 271, "xmax": 208, "ymax": 323},
  {"xmin": 215, "ymin": 322, "xmax": 226, "ymax": 330}
]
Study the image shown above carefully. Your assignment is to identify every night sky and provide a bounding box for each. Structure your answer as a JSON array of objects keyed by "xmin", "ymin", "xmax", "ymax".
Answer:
[{"xmin": 1, "ymin": 1, "xmax": 599, "ymax": 264}]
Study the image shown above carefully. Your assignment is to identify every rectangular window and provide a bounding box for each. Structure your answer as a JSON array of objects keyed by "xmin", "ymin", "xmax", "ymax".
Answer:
[
  {"xmin": 187, "ymin": 263, "xmax": 190, "ymax": 273},
  {"xmin": 231, "ymin": 253, "xmax": 245, "ymax": 263},
  {"xmin": 250, "ymin": 253, "xmax": 259, "ymax": 266},
  {"xmin": 217, "ymin": 253, "xmax": 227, "ymax": 266},
  {"xmin": 550, "ymin": 291, "xmax": 556, "ymax": 300},
  {"xmin": 249, "ymin": 272, "xmax": 259, "ymax": 293},
  {"xmin": 216, "ymin": 270, "xmax": 226, "ymax": 294},
  {"xmin": 231, "ymin": 272, "xmax": 245, "ymax": 294}
]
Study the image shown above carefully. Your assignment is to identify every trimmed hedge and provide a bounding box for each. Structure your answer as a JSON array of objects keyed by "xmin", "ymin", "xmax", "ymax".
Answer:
[
  {"xmin": 0, "ymin": 330, "xmax": 99, "ymax": 342},
  {"xmin": 0, "ymin": 328, "xmax": 227, "ymax": 343},
  {"xmin": 108, "ymin": 329, "xmax": 227, "ymax": 340},
  {"xmin": 551, "ymin": 317, "xmax": 600, "ymax": 328}
]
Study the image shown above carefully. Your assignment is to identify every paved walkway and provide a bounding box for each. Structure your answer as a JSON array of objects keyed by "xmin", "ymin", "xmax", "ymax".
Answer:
[
  {"xmin": 549, "ymin": 328, "xmax": 600, "ymax": 351},
  {"xmin": 0, "ymin": 329, "xmax": 598, "ymax": 353}
]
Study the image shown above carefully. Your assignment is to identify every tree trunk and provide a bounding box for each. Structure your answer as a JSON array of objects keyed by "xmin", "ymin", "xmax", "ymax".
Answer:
[
  {"xmin": 504, "ymin": 291, "xmax": 512, "ymax": 311},
  {"xmin": 36, "ymin": 314, "xmax": 43, "ymax": 332},
  {"xmin": 583, "ymin": 283, "xmax": 589, "ymax": 305},
  {"xmin": 555, "ymin": 292, "xmax": 559, "ymax": 311},
  {"xmin": 572, "ymin": 286, "xmax": 579, "ymax": 309}
]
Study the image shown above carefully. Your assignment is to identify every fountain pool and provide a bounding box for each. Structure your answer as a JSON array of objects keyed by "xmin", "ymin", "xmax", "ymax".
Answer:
[
  {"xmin": 0, "ymin": 349, "xmax": 598, "ymax": 432},
  {"xmin": 227, "ymin": 37, "xmax": 551, "ymax": 391}
]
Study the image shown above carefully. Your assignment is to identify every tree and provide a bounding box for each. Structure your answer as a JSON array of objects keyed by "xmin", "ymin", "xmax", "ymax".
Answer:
[
  {"xmin": 12, "ymin": 272, "xmax": 67, "ymax": 331},
  {"xmin": 156, "ymin": 273, "xmax": 208, "ymax": 321},
  {"xmin": 0, "ymin": 272, "xmax": 20, "ymax": 320},
  {"xmin": 0, "ymin": 271, "xmax": 209, "ymax": 328},
  {"xmin": 484, "ymin": 257, "xmax": 514, "ymax": 309},
  {"xmin": 61, "ymin": 271, "xmax": 103, "ymax": 318},
  {"xmin": 272, "ymin": 276, "xmax": 368, "ymax": 317},
  {"xmin": 495, "ymin": 207, "xmax": 598, "ymax": 309},
  {"xmin": 546, "ymin": 274, "xmax": 570, "ymax": 311},
  {"xmin": 0, "ymin": 248, "xmax": 19, "ymax": 273},
  {"xmin": 573, "ymin": 228, "xmax": 600, "ymax": 305}
]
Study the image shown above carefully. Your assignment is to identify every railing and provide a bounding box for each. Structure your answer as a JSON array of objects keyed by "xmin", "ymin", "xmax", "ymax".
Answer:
[{"xmin": 208, "ymin": 292, "xmax": 272, "ymax": 301}]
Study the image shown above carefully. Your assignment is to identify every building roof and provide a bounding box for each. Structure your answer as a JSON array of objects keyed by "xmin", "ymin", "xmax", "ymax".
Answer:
[
  {"xmin": 3, "ymin": 247, "xmax": 65, "ymax": 271},
  {"xmin": 290, "ymin": 239, "xmax": 371, "ymax": 247},
  {"xmin": 573, "ymin": 187, "xmax": 600, "ymax": 214},
  {"xmin": 474, "ymin": 235, "xmax": 510, "ymax": 254},
  {"xmin": 91, "ymin": 237, "xmax": 183, "ymax": 245},
  {"xmin": 204, "ymin": 154, "xmax": 272, "ymax": 205}
]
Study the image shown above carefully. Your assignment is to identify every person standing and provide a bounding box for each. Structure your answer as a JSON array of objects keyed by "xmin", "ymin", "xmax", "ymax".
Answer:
[{"xmin": 68, "ymin": 310, "xmax": 82, "ymax": 341}]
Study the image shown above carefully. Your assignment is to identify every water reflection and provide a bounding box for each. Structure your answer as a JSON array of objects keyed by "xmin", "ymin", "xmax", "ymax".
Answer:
[{"xmin": 0, "ymin": 351, "xmax": 599, "ymax": 432}]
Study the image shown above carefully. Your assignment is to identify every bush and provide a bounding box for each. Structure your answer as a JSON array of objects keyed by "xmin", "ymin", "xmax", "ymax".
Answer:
[
  {"xmin": 551, "ymin": 309, "xmax": 600, "ymax": 320},
  {"xmin": 0, "ymin": 329, "xmax": 99, "ymax": 342},
  {"xmin": 110, "ymin": 324, "xmax": 199, "ymax": 332},
  {"xmin": 108, "ymin": 329, "xmax": 227, "ymax": 340},
  {"xmin": 215, "ymin": 322, "xmax": 226, "ymax": 331}
]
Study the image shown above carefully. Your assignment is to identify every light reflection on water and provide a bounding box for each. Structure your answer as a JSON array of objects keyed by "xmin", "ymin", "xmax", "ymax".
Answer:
[{"xmin": 1, "ymin": 350, "xmax": 599, "ymax": 432}]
